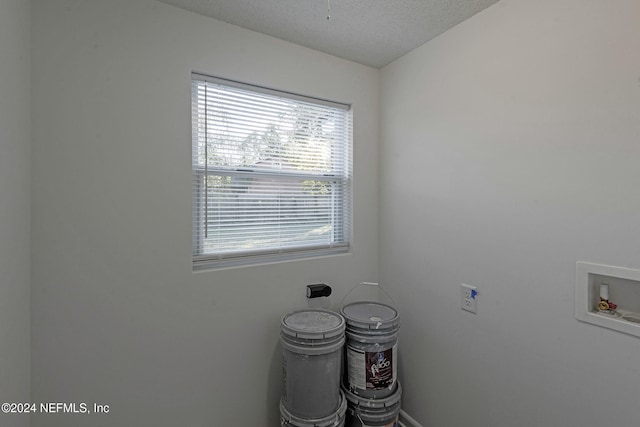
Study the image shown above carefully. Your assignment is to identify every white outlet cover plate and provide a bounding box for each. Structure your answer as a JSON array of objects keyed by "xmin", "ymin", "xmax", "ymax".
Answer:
[{"xmin": 461, "ymin": 283, "xmax": 478, "ymax": 314}]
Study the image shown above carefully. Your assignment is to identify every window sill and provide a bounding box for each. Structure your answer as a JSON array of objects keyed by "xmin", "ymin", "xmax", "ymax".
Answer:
[{"xmin": 193, "ymin": 244, "xmax": 350, "ymax": 272}]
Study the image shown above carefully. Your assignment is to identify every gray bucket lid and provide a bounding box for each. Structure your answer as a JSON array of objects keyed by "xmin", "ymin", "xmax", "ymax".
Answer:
[
  {"xmin": 281, "ymin": 309, "xmax": 345, "ymax": 340},
  {"xmin": 280, "ymin": 390, "xmax": 347, "ymax": 427},
  {"xmin": 343, "ymin": 382, "xmax": 402, "ymax": 409},
  {"xmin": 340, "ymin": 302, "xmax": 400, "ymax": 331}
]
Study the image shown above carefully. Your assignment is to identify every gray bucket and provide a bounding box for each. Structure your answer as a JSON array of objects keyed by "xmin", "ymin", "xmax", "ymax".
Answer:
[
  {"xmin": 281, "ymin": 309, "xmax": 346, "ymax": 419},
  {"xmin": 340, "ymin": 302, "xmax": 400, "ymax": 399},
  {"xmin": 280, "ymin": 390, "xmax": 347, "ymax": 427},
  {"xmin": 343, "ymin": 382, "xmax": 402, "ymax": 427}
]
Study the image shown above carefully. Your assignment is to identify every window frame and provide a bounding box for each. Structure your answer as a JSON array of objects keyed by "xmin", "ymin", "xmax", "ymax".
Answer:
[{"xmin": 191, "ymin": 73, "xmax": 352, "ymax": 270}]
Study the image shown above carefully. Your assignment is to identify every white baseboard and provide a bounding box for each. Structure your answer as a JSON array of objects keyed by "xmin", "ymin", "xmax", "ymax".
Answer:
[{"xmin": 399, "ymin": 409, "xmax": 423, "ymax": 427}]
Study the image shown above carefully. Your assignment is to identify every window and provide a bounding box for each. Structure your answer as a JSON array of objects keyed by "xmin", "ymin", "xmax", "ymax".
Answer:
[{"xmin": 192, "ymin": 73, "xmax": 352, "ymax": 269}]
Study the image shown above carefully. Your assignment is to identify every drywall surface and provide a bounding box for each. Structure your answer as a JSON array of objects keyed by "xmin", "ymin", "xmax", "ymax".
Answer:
[
  {"xmin": 0, "ymin": 1, "xmax": 31, "ymax": 426},
  {"xmin": 31, "ymin": 0, "xmax": 379, "ymax": 425},
  {"xmin": 380, "ymin": 0, "xmax": 640, "ymax": 425}
]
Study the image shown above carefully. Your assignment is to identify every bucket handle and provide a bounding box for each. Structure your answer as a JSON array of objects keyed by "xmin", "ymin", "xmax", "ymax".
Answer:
[
  {"xmin": 354, "ymin": 405, "xmax": 373, "ymax": 427},
  {"xmin": 340, "ymin": 281, "xmax": 398, "ymax": 310}
]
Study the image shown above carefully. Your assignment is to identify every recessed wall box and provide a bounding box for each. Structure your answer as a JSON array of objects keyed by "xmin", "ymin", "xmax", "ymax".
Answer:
[{"xmin": 575, "ymin": 262, "xmax": 640, "ymax": 338}]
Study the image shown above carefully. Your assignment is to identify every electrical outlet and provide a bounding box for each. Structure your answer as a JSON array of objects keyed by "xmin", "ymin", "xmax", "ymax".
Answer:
[{"xmin": 461, "ymin": 283, "xmax": 478, "ymax": 314}]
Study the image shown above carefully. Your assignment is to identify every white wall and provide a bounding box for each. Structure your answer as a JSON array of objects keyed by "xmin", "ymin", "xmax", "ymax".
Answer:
[
  {"xmin": 0, "ymin": 1, "xmax": 31, "ymax": 426},
  {"xmin": 31, "ymin": 0, "xmax": 379, "ymax": 426},
  {"xmin": 380, "ymin": 0, "xmax": 640, "ymax": 425}
]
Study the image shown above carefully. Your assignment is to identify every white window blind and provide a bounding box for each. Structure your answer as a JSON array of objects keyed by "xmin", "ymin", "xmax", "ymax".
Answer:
[{"xmin": 192, "ymin": 73, "xmax": 352, "ymax": 269}]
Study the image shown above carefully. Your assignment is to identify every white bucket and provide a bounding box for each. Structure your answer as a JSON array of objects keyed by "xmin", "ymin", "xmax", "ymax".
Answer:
[
  {"xmin": 280, "ymin": 389, "xmax": 347, "ymax": 427},
  {"xmin": 340, "ymin": 302, "xmax": 400, "ymax": 399},
  {"xmin": 343, "ymin": 383, "xmax": 402, "ymax": 427},
  {"xmin": 281, "ymin": 309, "xmax": 346, "ymax": 419}
]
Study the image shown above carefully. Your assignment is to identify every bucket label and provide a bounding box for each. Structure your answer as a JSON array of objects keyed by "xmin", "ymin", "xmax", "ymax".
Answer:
[{"xmin": 347, "ymin": 344, "xmax": 397, "ymax": 391}]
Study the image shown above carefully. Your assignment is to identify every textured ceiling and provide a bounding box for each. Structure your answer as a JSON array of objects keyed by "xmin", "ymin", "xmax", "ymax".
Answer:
[{"xmin": 156, "ymin": 0, "xmax": 499, "ymax": 68}]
